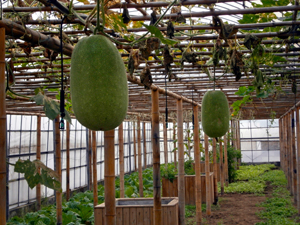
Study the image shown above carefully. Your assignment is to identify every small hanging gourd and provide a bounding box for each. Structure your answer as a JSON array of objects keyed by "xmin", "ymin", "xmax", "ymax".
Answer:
[
  {"xmin": 201, "ymin": 90, "xmax": 229, "ymax": 138},
  {"xmin": 70, "ymin": 35, "xmax": 128, "ymax": 131}
]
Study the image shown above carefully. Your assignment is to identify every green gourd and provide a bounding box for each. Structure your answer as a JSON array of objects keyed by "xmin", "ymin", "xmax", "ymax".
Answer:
[
  {"xmin": 201, "ymin": 90, "xmax": 229, "ymax": 138},
  {"xmin": 70, "ymin": 35, "xmax": 128, "ymax": 131}
]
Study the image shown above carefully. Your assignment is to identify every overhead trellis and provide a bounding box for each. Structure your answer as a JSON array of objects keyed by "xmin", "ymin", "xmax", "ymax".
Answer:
[{"xmin": 1, "ymin": 0, "xmax": 300, "ymax": 120}]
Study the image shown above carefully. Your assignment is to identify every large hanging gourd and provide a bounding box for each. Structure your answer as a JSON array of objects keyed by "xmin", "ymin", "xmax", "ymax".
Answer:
[
  {"xmin": 201, "ymin": 90, "xmax": 229, "ymax": 138},
  {"xmin": 70, "ymin": 35, "xmax": 128, "ymax": 131}
]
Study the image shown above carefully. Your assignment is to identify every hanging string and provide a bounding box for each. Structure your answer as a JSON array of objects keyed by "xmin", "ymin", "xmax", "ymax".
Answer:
[
  {"xmin": 59, "ymin": 16, "xmax": 66, "ymax": 130},
  {"xmin": 165, "ymin": 74, "xmax": 168, "ymax": 128},
  {"xmin": 192, "ymin": 88, "xmax": 194, "ymax": 129}
]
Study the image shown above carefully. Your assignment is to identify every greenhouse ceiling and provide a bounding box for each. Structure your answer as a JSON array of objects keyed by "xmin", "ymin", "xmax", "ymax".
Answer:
[{"xmin": 2, "ymin": 0, "xmax": 300, "ymax": 121}]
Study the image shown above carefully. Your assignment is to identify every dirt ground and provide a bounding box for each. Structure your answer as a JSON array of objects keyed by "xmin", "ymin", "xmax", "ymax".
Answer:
[{"xmin": 186, "ymin": 185, "xmax": 273, "ymax": 225}]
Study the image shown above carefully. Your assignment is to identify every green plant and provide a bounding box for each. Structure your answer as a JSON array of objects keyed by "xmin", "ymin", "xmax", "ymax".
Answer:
[
  {"xmin": 160, "ymin": 163, "xmax": 177, "ymax": 182},
  {"xmin": 184, "ymin": 159, "xmax": 195, "ymax": 175},
  {"xmin": 227, "ymin": 144, "xmax": 242, "ymax": 183}
]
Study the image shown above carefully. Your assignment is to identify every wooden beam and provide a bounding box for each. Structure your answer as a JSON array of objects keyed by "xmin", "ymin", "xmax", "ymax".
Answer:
[
  {"xmin": 104, "ymin": 129, "xmax": 116, "ymax": 225},
  {"xmin": 152, "ymin": 89, "xmax": 162, "ymax": 225},
  {"xmin": 0, "ymin": 27, "xmax": 6, "ymax": 225},
  {"xmin": 177, "ymin": 98, "xmax": 185, "ymax": 225}
]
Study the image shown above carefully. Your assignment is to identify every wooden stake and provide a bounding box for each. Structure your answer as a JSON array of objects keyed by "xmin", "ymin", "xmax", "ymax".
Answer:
[
  {"xmin": 36, "ymin": 115, "xmax": 41, "ymax": 210},
  {"xmin": 143, "ymin": 122, "xmax": 147, "ymax": 169},
  {"xmin": 163, "ymin": 119, "xmax": 168, "ymax": 168},
  {"xmin": 224, "ymin": 133, "xmax": 229, "ymax": 187},
  {"xmin": 292, "ymin": 110, "xmax": 297, "ymax": 202},
  {"xmin": 0, "ymin": 27, "xmax": 7, "ymax": 225},
  {"xmin": 55, "ymin": 116, "xmax": 62, "ymax": 225},
  {"xmin": 287, "ymin": 113, "xmax": 292, "ymax": 193},
  {"xmin": 133, "ymin": 121, "xmax": 137, "ymax": 172},
  {"xmin": 173, "ymin": 120, "xmax": 177, "ymax": 168},
  {"xmin": 66, "ymin": 122, "xmax": 70, "ymax": 201},
  {"xmin": 205, "ymin": 134, "xmax": 211, "ymax": 215},
  {"xmin": 152, "ymin": 89, "xmax": 162, "ymax": 225},
  {"xmin": 118, "ymin": 123, "xmax": 125, "ymax": 198},
  {"xmin": 220, "ymin": 138, "xmax": 224, "ymax": 195},
  {"xmin": 177, "ymin": 98, "xmax": 185, "ymax": 225},
  {"xmin": 137, "ymin": 117, "xmax": 143, "ymax": 197},
  {"xmin": 92, "ymin": 131, "xmax": 98, "ymax": 207},
  {"xmin": 88, "ymin": 129, "xmax": 92, "ymax": 191},
  {"xmin": 193, "ymin": 105, "xmax": 202, "ymax": 225},
  {"xmin": 212, "ymin": 138, "xmax": 218, "ymax": 203},
  {"xmin": 104, "ymin": 129, "xmax": 116, "ymax": 225},
  {"xmin": 296, "ymin": 107, "xmax": 300, "ymax": 214}
]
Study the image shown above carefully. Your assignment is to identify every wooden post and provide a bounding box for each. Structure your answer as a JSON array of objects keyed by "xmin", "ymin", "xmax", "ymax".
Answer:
[
  {"xmin": 220, "ymin": 138, "xmax": 224, "ymax": 195},
  {"xmin": 55, "ymin": 116, "xmax": 62, "ymax": 225},
  {"xmin": 118, "ymin": 123, "xmax": 125, "ymax": 198},
  {"xmin": 287, "ymin": 113, "xmax": 292, "ymax": 193},
  {"xmin": 133, "ymin": 121, "xmax": 137, "ymax": 172},
  {"xmin": 173, "ymin": 120, "xmax": 177, "ymax": 168},
  {"xmin": 224, "ymin": 133, "xmax": 229, "ymax": 187},
  {"xmin": 104, "ymin": 129, "xmax": 116, "ymax": 225},
  {"xmin": 0, "ymin": 27, "xmax": 6, "ymax": 225},
  {"xmin": 152, "ymin": 89, "xmax": 162, "ymax": 225},
  {"xmin": 204, "ymin": 134, "xmax": 211, "ymax": 215},
  {"xmin": 292, "ymin": 110, "xmax": 297, "ymax": 203},
  {"xmin": 284, "ymin": 116, "xmax": 288, "ymax": 177},
  {"xmin": 212, "ymin": 138, "xmax": 218, "ymax": 204},
  {"xmin": 296, "ymin": 108, "xmax": 300, "ymax": 214},
  {"xmin": 193, "ymin": 105, "xmax": 202, "ymax": 225},
  {"xmin": 187, "ymin": 127, "xmax": 191, "ymax": 157},
  {"xmin": 66, "ymin": 122, "xmax": 70, "ymax": 201},
  {"xmin": 88, "ymin": 129, "xmax": 92, "ymax": 190},
  {"xmin": 137, "ymin": 117, "xmax": 143, "ymax": 197},
  {"xmin": 92, "ymin": 131, "xmax": 98, "ymax": 206},
  {"xmin": 163, "ymin": 119, "xmax": 168, "ymax": 168},
  {"xmin": 143, "ymin": 122, "xmax": 147, "ymax": 169},
  {"xmin": 36, "ymin": 115, "xmax": 41, "ymax": 210},
  {"xmin": 177, "ymin": 98, "xmax": 185, "ymax": 225}
]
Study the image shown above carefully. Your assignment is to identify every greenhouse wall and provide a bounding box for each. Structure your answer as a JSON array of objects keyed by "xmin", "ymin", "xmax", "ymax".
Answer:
[{"xmin": 239, "ymin": 119, "xmax": 280, "ymax": 163}]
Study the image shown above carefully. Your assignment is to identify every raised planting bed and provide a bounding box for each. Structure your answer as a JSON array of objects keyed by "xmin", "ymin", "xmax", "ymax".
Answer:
[
  {"xmin": 162, "ymin": 173, "xmax": 214, "ymax": 205},
  {"xmin": 94, "ymin": 197, "xmax": 178, "ymax": 225}
]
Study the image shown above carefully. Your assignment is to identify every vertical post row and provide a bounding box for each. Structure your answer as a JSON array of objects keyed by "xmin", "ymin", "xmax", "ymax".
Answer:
[
  {"xmin": 152, "ymin": 89, "xmax": 162, "ymax": 225},
  {"xmin": 104, "ymin": 129, "xmax": 116, "ymax": 225}
]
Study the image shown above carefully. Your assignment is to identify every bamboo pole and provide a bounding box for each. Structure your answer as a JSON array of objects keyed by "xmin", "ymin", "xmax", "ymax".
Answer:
[
  {"xmin": 55, "ymin": 116, "xmax": 62, "ymax": 225},
  {"xmin": 193, "ymin": 105, "xmax": 202, "ymax": 225},
  {"xmin": 279, "ymin": 118, "xmax": 284, "ymax": 172},
  {"xmin": 224, "ymin": 134, "xmax": 229, "ymax": 187},
  {"xmin": 296, "ymin": 107, "xmax": 300, "ymax": 214},
  {"xmin": 92, "ymin": 131, "xmax": 98, "ymax": 207},
  {"xmin": 173, "ymin": 120, "xmax": 177, "ymax": 168},
  {"xmin": 220, "ymin": 138, "xmax": 224, "ymax": 195},
  {"xmin": 118, "ymin": 123, "xmax": 125, "ymax": 198},
  {"xmin": 66, "ymin": 122, "xmax": 70, "ymax": 201},
  {"xmin": 88, "ymin": 130, "xmax": 92, "ymax": 190},
  {"xmin": 104, "ymin": 129, "xmax": 116, "ymax": 225},
  {"xmin": 152, "ymin": 89, "xmax": 162, "ymax": 225},
  {"xmin": 205, "ymin": 134, "xmax": 211, "ymax": 215},
  {"xmin": 284, "ymin": 115, "xmax": 288, "ymax": 178},
  {"xmin": 287, "ymin": 113, "xmax": 292, "ymax": 193},
  {"xmin": 163, "ymin": 119, "xmax": 168, "ymax": 168},
  {"xmin": 212, "ymin": 138, "xmax": 218, "ymax": 204},
  {"xmin": 0, "ymin": 27, "xmax": 6, "ymax": 225},
  {"xmin": 143, "ymin": 122, "xmax": 147, "ymax": 169},
  {"xmin": 137, "ymin": 117, "xmax": 143, "ymax": 197},
  {"xmin": 133, "ymin": 121, "xmax": 137, "ymax": 172},
  {"xmin": 36, "ymin": 115, "xmax": 41, "ymax": 210},
  {"xmin": 292, "ymin": 110, "xmax": 297, "ymax": 202}
]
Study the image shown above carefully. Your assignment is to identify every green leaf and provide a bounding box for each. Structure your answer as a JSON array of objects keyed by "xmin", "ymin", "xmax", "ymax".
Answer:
[
  {"xmin": 43, "ymin": 98, "xmax": 60, "ymax": 120},
  {"xmin": 32, "ymin": 92, "xmax": 45, "ymax": 105},
  {"xmin": 143, "ymin": 23, "xmax": 178, "ymax": 46}
]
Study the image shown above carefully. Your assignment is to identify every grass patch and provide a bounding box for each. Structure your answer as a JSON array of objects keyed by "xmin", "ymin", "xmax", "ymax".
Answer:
[{"xmin": 221, "ymin": 180, "xmax": 265, "ymax": 194}]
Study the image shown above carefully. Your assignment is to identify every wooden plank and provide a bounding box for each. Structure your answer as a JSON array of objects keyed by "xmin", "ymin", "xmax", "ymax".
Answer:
[
  {"xmin": 123, "ymin": 207, "xmax": 130, "ymax": 224},
  {"xmin": 163, "ymin": 206, "xmax": 168, "ymax": 224},
  {"xmin": 143, "ymin": 207, "xmax": 150, "ymax": 225},
  {"xmin": 137, "ymin": 207, "xmax": 144, "ymax": 225},
  {"xmin": 94, "ymin": 207, "xmax": 104, "ymax": 225},
  {"xmin": 116, "ymin": 207, "xmax": 123, "ymax": 225},
  {"xmin": 130, "ymin": 207, "xmax": 137, "ymax": 225}
]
